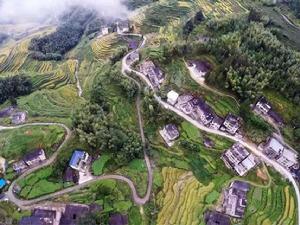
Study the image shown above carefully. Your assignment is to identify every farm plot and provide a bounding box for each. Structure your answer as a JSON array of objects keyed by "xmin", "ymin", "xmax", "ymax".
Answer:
[
  {"xmin": 156, "ymin": 167, "xmax": 215, "ymax": 225},
  {"xmin": 0, "ymin": 40, "xmax": 30, "ymax": 74},
  {"xmin": 0, "ymin": 125, "xmax": 65, "ymax": 161},
  {"xmin": 91, "ymin": 34, "xmax": 120, "ymax": 61},
  {"xmin": 244, "ymin": 185, "xmax": 296, "ymax": 225},
  {"xmin": 31, "ymin": 59, "xmax": 76, "ymax": 90},
  {"xmin": 18, "ymin": 85, "xmax": 83, "ymax": 119}
]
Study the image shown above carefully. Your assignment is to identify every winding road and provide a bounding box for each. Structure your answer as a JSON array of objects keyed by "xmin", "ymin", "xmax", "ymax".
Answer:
[{"xmin": 2, "ymin": 31, "xmax": 300, "ymax": 225}]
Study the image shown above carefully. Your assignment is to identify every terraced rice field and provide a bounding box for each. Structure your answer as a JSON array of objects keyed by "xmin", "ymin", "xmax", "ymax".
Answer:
[
  {"xmin": 245, "ymin": 185, "xmax": 296, "ymax": 225},
  {"xmin": 31, "ymin": 60, "xmax": 76, "ymax": 89},
  {"xmin": 0, "ymin": 40, "xmax": 30, "ymax": 74},
  {"xmin": 156, "ymin": 167, "xmax": 215, "ymax": 225},
  {"xmin": 91, "ymin": 34, "xmax": 119, "ymax": 60},
  {"xmin": 18, "ymin": 85, "xmax": 83, "ymax": 118}
]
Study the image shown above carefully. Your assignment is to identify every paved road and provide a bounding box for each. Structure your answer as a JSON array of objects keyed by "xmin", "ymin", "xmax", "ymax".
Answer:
[{"xmin": 122, "ymin": 36, "xmax": 300, "ymax": 225}]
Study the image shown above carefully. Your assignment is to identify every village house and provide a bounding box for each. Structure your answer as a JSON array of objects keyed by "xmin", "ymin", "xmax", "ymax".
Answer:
[
  {"xmin": 263, "ymin": 137, "xmax": 298, "ymax": 169},
  {"xmin": 167, "ymin": 90, "xmax": 179, "ymax": 106},
  {"xmin": 63, "ymin": 167, "xmax": 79, "ymax": 184},
  {"xmin": 109, "ymin": 213, "xmax": 128, "ymax": 225},
  {"xmin": 222, "ymin": 181, "xmax": 250, "ymax": 218},
  {"xmin": 190, "ymin": 97, "xmax": 214, "ymax": 126},
  {"xmin": 221, "ymin": 143, "xmax": 257, "ymax": 176},
  {"xmin": 253, "ymin": 97, "xmax": 284, "ymax": 126},
  {"xmin": 175, "ymin": 94, "xmax": 194, "ymax": 115},
  {"xmin": 20, "ymin": 208, "xmax": 61, "ymax": 225},
  {"xmin": 13, "ymin": 149, "xmax": 46, "ymax": 173},
  {"xmin": 159, "ymin": 124, "xmax": 180, "ymax": 147},
  {"xmin": 69, "ymin": 150, "xmax": 91, "ymax": 173},
  {"xmin": 139, "ymin": 61, "xmax": 164, "ymax": 88},
  {"xmin": 0, "ymin": 105, "xmax": 15, "ymax": 118},
  {"xmin": 204, "ymin": 210, "xmax": 230, "ymax": 225},
  {"xmin": 221, "ymin": 114, "xmax": 241, "ymax": 135},
  {"xmin": 11, "ymin": 111, "xmax": 26, "ymax": 124},
  {"xmin": 187, "ymin": 60, "xmax": 211, "ymax": 78},
  {"xmin": 23, "ymin": 149, "xmax": 46, "ymax": 167},
  {"xmin": 210, "ymin": 115, "xmax": 224, "ymax": 130},
  {"xmin": 116, "ymin": 20, "xmax": 130, "ymax": 34}
]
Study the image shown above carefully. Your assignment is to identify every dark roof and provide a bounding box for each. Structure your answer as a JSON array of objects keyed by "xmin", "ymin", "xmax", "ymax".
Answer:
[
  {"xmin": 268, "ymin": 110, "xmax": 284, "ymax": 124},
  {"xmin": 128, "ymin": 40, "xmax": 139, "ymax": 50},
  {"xmin": 23, "ymin": 149, "xmax": 45, "ymax": 163},
  {"xmin": 189, "ymin": 60, "xmax": 211, "ymax": 73},
  {"xmin": 257, "ymin": 96, "xmax": 269, "ymax": 105},
  {"xmin": 109, "ymin": 214, "xmax": 128, "ymax": 225},
  {"xmin": 212, "ymin": 115, "xmax": 224, "ymax": 125},
  {"xmin": 33, "ymin": 209, "xmax": 56, "ymax": 219},
  {"xmin": 204, "ymin": 210, "xmax": 231, "ymax": 225},
  {"xmin": 204, "ymin": 138, "xmax": 215, "ymax": 148},
  {"xmin": 63, "ymin": 167, "xmax": 78, "ymax": 183},
  {"xmin": 231, "ymin": 180, "xmax": 250, "ymax": 192},
  {"xmin": 0, "ymin": 106, "xmax": 15, "ymax": 118},
  {"xmin": 19, "ymin": 216, "xmax": 46, "ymax": 225},
  {"xmin": 60, "ymin": 204, "xmax": 90, "ymax": 225}
]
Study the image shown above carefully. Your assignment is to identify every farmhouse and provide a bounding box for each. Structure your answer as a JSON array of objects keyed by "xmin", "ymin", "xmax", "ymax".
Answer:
[
  {"xmin": 109, "ymin": 213, "xmax": 128, "ymax": 225},
  {"xmin": 167, "ymin": 90, "xmax": 179, "ymax": 106},
  {"xmin": 20, "ymin": 208, "xmax": 60, "ymax": 225},
  {"xmin": 253, "ymin": 96, "xmax": 284, "ymax": 125},
  {"xmin": 23, "ymin": 149, "xmax": 47, "ymax": 167},
  {"xmin": 116, "ymin": 20, "xmax": 130, "ymax": 34},
  {"xmin": 221, "ymin": 114, "xmax": 240, "ymax": 135},
  {"xmin": 0, "ymin": 106, "xmax": 15, "ymax": 118},
  {"xmin": 221, "ymin": 143, "xmax": 257, "ymax": 176},
  {"xmin": 222, "ymin": 181, "xmax": 250, "ymax": 218},
  {"xmin": 139, "ymin": 61, "xmax": 164, "ymax": 88},
  {"xmin": 11, "ymin": 111, "xmax": 26, "ymax": 124},
  {"xmin": 175, "ymin": 94, "xmax": 194, "ymax": 115},
  {"xmin": 210, "ymin": 115, "xmax": 224, "ymax": 130},
  {"xmin": 263, "ymin": 137, "xmax": 298, "ymax": 169},
  {"xmin": 159, "ymin": 124, "xmax": 180, "ymax": 147},
  {"xmin": 204, "ymin": 210, "xmax": 230, "ymax": 225},
  {"xmin": 13, "ymin": 149, "xmax": 46, "ymax": 173},
  {"xmin": 69, "ymin": 150, "xmax": 91, "ymax": 173},
  {"xmin": 191, "ymin": 97, "xmax": 215, "ymax": 126},
  {"xmin": 187, "ymin": 60, "xmax": 211, "ymax": 77},
  {"xmin": 60, "ymin": 204, "xmax": 91, "ymax": 225},
  {"xmin": 63, "ymin": 167, "xmax": 79, "ymax": 184}
]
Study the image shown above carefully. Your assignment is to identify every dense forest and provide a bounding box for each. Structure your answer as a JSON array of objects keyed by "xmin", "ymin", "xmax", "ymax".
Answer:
[
  {"xmin": 29, "ymin": 8, "xmax": 95, "ymax": 60},
  {"xmin": 285, "ymin": 0, "xmax": 300, "ymax": 18},
  {"xmin": 0, "ymin": 75, "xmax": 32, "ymax": 104},
  {"xmin": 205, "ymin": 11, "xmax": 300, "ymax": 105}
]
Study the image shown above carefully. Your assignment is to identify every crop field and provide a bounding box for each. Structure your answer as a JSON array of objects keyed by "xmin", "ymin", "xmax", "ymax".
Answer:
[
  {"xmin": 31, "ymin": 59, "xmax": 76, "ymax": 90},
  {"xmin": 18, "ymin": 85, "xmax": 84, "ymax": 119},
  {"xmin": 156, "ymin": 167, "xmax": 215, "ymax": 225},
  {"xmin": 91, "ymin": 34, "xmax": 120, "ymax": 61},
  {"xmin": 0, "ymin": 125, "xmax": 65, "ymax": 161},
  {"xmin": 0, "ymin": 40, "xmax": 30, "ymax": 74},
  {"xmin": 17, "ymin": 167, "xmax": 65, "ymax": 199},
  {"xmin": 245, "ymin": 185, "xmax": 296, "ymax": 225},
  {"xmin": 21, "ymin": 58, "xmax": 54, "ymax": 74}
]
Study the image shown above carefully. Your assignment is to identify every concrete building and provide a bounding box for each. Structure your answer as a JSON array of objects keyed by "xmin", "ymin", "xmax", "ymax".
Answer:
[
  {"xmin": 11, "ymin": 111, "xmax": 26, "ymax": 124},
  {"xmin": 222, "ymin": 181, "xmax": 250, "ymax": 218},
  {"xmin": 175, "ymin": 94, "xmax": 194, "ymax": 115},
  {"xmin": 221, "ymin": 114, "xmax": 240, "ymax": 135},
  {"xmin": 221, "ymin": 143, "xmax": 257, "ymax": 176},
  {"xmin": 204, "ymin": 210, "xmax": 230, "ymax": 225},
  {"xmin": 0, "ymin": 157, "xmax": 7, "ymax": 174},
  {"xmin": 159, "ymin": 124, "xmax": 180, "ymax": 147},
  {"xmin": 263, "ymin": 137, "xmax": 298, "ymax": 169},
  {"xmin": 210, "ymin": 115, "xmax": 224, "ymax": 130},
  {"xmin": 139, "ymin": 61, "xmax": 164, "ymax": 88},
  {"xmin": 23, "ymin": 149, "xmax": 46, "ymax": 167},
  {"xmin": 167, "ymin": 90, "xmax": 179, "ymax": 106},
  {"xmin": 69, "ymin": 150, "xmax": 91, "ymax": 173},
  {"xmin": 191, "ymin": 97, "xmax": 214, "ymax": 126}
]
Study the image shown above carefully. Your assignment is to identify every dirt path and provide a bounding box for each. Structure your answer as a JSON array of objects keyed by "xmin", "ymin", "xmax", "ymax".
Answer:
[{"xmin": 74, "ymin": 59, "xmax": 83, "ymax": 97}]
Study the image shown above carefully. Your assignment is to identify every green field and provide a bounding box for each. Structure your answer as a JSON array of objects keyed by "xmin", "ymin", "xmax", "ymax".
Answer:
[
  {"xmin": 0, "ymin": 125, "xmax": 65, "ymax": 161},
  {"xmin": 0, "ymin": 202, "xmax": 30, "ymax": 224},
  {"xmin": 92, "ymin": 154, "xmax": 112, "ymax": 176}
]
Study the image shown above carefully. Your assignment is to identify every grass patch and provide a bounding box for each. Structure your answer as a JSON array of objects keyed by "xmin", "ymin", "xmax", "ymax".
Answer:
[{"xmin": 92, "ymin": 154, "xmax": 111, "ymax": 176}]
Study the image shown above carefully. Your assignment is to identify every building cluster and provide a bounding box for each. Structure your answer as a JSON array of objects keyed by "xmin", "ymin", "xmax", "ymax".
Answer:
[
  {"xmin": 139, "ymin": 60, "xmax": 165, "ymax": 88},
  {"xmin": 204, "ymin": 180, "xmax": 250, "ymax": 225},
  {"xmin": 19, "ymin": 203, "xmax": 128, "ymax": 225},
  {"xmin": 159, "ymin": 124, "xmax": 180, "ymax": 147},
  {"xmin": 167, "ymin": 91, "xmax": 241, "ymax": 135},
  {"xmin": 13, "ymin": 149, "xmax": 46, "ymax": 173},
  {"xmin": 221, "ymin": 143, "xmax": 257, "ymax": 176},
  {"xmin": 263, "ymin": 137, "xmax": 298, "ymax": 170},
  {"xmin": 0, "ymin": 106, "xmax": 27, "ymax": 124},
  {"xmin": 253, "ymin": 97, "xmax": 284, "ymax": 125},
  {"xmin": 64, "ymin": 150, "xmax": 92, "ymax": 185},
  {"xmin": 98, "ymin": 20, "xmax": 130, "ymax": 37},
  {"xmin": 221, "ymin": 181, "xmax": 250, "ymax": 218}
]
